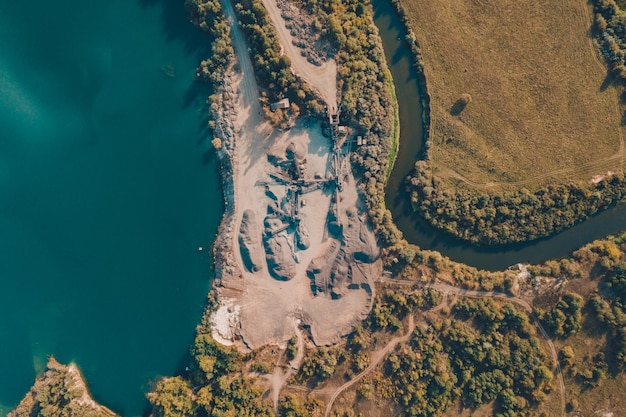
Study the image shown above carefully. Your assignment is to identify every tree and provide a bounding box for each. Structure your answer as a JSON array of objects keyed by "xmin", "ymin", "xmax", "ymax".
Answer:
[{"xmin": 147, "ymin": 377, "xmax": 196, "ymax": 417}]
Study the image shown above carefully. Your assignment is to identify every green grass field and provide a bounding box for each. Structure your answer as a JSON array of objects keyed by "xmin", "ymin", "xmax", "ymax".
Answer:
[{"xmin": 401, "ymin": 0, "xmax": 625, "ymax": 190}]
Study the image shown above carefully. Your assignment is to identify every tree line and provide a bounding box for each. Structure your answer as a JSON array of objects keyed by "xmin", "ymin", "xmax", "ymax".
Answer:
[
  {"xmin": 185, "ymin": 0, "xmax": 233, "ymax": 85},
  {"xmin": 406, "ymin": 161, "xmax": 626, "ymax": 245}
]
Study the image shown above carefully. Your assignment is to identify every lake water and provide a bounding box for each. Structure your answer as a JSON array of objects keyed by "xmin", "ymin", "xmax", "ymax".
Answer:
[{"xmin": 0, "ymin": 0, "xmax": 222, "ymax": 415}]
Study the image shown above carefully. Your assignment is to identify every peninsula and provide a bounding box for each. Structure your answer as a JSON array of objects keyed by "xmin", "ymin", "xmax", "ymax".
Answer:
[
  {"xmin": 208, "ymin": 0, "xmax": 380, "ymax": 349},
  {"xmin": 10, "ymin": 0, "xmax": 626, "ymax": 416}
]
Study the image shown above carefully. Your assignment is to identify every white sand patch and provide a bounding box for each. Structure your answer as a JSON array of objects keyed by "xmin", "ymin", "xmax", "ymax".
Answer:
[
  {"xmin": 210, "ymin": 298, "xmax": 241, "ymax": 346},
  {"xmin": 591, "ymin": 171, "xmax": 615, "ymax": 184},
  {"xmin": 516, "ymin": 263, "xmax": 530, "ymax": 281}
]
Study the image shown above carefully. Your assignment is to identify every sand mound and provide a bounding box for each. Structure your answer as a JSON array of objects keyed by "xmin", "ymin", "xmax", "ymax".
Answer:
[
  {"xmin": 296, "ymin": 220, "xmax": 310, "ymax": 250},
  {"xmin": 239, "ymin": 209, "xmax": 264, "ymax": 273},
  {"xmin": 264, "ymin": 233, "xmax": 296, "ymax": 281},
  {"xmin": 344, "ymin": 209, "xmax": 380, "ymax": 263},
  {"xmin": 286, "ymin": 141, "xmax": 305, "ymax": 160}
]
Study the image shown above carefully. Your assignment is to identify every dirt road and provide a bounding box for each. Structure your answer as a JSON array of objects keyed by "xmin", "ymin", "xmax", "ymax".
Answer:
[
  {"xmin": 261, "ymin": 0, "xmax": 337, "ymax": 109},
  {"xmin": 323, "ymin": 279, "xmax": 567, "ymax": 417},
  {"xmin": 324, "ymin": 315, "xmax": 415, "ymax": 417}
]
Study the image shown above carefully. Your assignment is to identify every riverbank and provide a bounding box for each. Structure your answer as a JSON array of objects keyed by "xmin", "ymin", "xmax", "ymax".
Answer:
[{"xmin": 382, "ymin": 0, "xmax": 626, "ymax": 247}]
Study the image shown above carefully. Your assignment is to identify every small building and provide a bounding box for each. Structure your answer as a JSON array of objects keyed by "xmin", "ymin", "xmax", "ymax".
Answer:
[{"xmin": 270, "ymin": 98, "xmax": 290, "ymax": 111}]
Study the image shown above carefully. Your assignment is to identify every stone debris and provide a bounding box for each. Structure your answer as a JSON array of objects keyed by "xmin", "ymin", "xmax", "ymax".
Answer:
[{"xmin": 210, "ymin": 298, "xmax": 242, "ymax": 346}]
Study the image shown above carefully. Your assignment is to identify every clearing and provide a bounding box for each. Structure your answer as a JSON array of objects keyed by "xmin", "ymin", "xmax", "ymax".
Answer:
[
  {"xmin": 401, "ymin": 0, "xmax": 625, "ymax": 188},
  {"xmin": 211, "ymin": 0, "xmax": 379, "ymax": 350}
]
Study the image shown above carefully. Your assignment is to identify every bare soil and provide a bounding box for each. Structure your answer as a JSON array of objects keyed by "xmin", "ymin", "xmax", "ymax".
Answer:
[{"xmin": 212, "ymin": 0, "xmax": 378, "ymax": 350}]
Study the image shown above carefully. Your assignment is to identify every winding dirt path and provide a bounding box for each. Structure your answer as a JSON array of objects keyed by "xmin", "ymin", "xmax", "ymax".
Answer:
[
  {"xmin": 323, "ymin": 279, "xmax": 567, "ymax": 417},
  {"xmin": 222, "ymin": 0, "xmax": 261, "ymax": 119},
  {"xmin": 324, "ymin": 315, "xmax": 415, "ymax": 417},
  {"xmin": 270, "ymin": 321, "xmax": 306, "ymax": 412}
]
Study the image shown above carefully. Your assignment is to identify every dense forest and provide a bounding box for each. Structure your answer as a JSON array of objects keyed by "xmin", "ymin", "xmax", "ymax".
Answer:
[
  {"xmin": 381, "ymin": 299, "xmax": 552, "ymax": 417},
  {"xmin": 587, "ymin": 258, "xmax": 626, "ymax": 372},
  {"xmin": 406, "ymin": 162, "xmax": 626, "ymax": 245}
]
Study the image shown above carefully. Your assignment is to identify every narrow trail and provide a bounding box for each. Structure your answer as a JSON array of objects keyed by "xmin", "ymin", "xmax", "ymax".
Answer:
[
  {"xmin": 323, "ymin": 315, "xmax": 415, "ymax": 417},
  {"xmin": 440, "ymin": 150, "xmax": 623, "ymax": 190},
  {"xmin": 270, "ymin": 320, "xmax": 306, "ymax": 412},
  {"xmin": 221, "ymin": 0, "xmax": 262, "ymax": 121},
  {"xmin": 322, "ymin": 278, "xmax": 567, "ymax": 417}
]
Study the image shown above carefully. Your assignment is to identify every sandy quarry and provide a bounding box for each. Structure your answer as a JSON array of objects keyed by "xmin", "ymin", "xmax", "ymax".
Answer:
[{"xmin": 211, "ymin": 0, "xmax": 379, "ymax": 349}]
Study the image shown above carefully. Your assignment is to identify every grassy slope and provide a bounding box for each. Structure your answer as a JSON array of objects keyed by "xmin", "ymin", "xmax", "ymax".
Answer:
[{"xmin": 402, "ymin": 0, "xmax": 623, "ymax": 187}]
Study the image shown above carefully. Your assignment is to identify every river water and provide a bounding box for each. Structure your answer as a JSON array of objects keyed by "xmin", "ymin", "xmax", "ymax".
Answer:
[
  {"xmin": 373, "ymin": 0, "xmax": 626, "ymax": 271},
  {"xmin": 0, "ymin": 0, "xmax": 221, "ymax": 415}
]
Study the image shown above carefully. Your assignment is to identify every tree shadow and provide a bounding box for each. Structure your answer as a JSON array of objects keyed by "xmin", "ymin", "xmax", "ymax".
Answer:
[
  {"xmin": 136, "ymin": 0, "xmax": 223, "ymax": 148},
  {"xmin": 138, "ymin": 0, "xmax": 215, "ymax": 110},
  {"xmin": 203, "ymin": 147, "xmax": 218, "ymax": 166},
  {"xmin": 138, "ymin": 0, "xmax": 211, "ymax": 57},
  {"xmin": 450, "ymin": 98, "xmax": 469, "ymax": 116},
  {"xmin": 600, "ymin": 72, "xmax": 614, "ymax": 92},
  {"xmin": 184, "ymin": 79, "xmax": 213, "ymax": 108}
]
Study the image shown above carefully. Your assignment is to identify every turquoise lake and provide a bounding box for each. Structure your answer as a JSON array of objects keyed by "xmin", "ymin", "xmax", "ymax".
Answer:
[{"xmin": 0, "ymin": 0, "xmax": 222, "ymax": 415}]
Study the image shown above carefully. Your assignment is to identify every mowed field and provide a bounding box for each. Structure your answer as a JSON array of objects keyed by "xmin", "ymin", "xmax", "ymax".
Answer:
[{"xmin": 402, "ymin": 0, "xmax": 625, "ymax": 188}]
